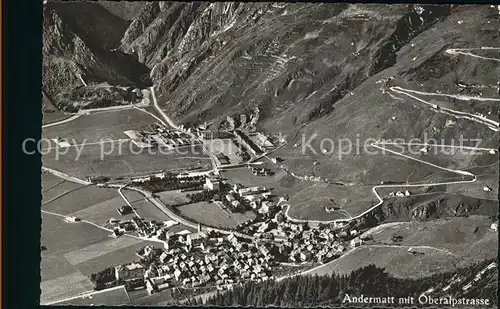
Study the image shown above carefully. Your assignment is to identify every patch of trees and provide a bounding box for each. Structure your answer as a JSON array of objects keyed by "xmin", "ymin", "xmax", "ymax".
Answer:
[
  {"xmin": 54, "ymin": 86, "xmax": 143, "ymax": 112},
  {"xmin": 187, "ymin": 189, "xmax": 218, "ymax": 203},
  {"xmin": 237, "ymin": 150, "xmax": 251, "ymax": 162},
  {"xmin": 81, "ymin": 98, "xmax": 118, "ymax": 109},
  {"xmin": 90, "ymin": 267, "xmax": 116, "ymax": 290},
  {"xmin": 137, "ymin": 176, "xmax": 205, "ymax": 193},
  {"xmin": 201, "ymin": 259, "xmax": 497, "ymax": 307}
]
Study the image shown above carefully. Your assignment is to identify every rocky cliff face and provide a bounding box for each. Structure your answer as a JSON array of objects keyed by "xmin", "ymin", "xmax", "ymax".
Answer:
[
  {"xmin": 43, "ymin": 3, "xmax": 498, "ymax": 220},
  {"xmin": 355, "ymin": 193, "xmax": 499, "ymax": 230},
  {"xmin": 116, "ymin": 3, "xmax": 474, "ymax": 132},
  {"xmin": 42, "ymin": 1, "xmax": 150, "ymax": 105},
  {"xmin": 45, "ymin": 3, "xmax": 497, "ymax": 134}
]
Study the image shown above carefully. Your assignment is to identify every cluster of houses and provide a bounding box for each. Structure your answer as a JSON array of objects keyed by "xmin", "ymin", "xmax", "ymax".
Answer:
[
  {"xmin": 249, "ymin": 132, "xmax": 275, "ymax": 151},
  {"xmin": 123, "ymin": 124, "xmax": 198, "ymax": 150},
  {"xmin": 106, "ymin": 219, "xmax": 369, "ymax": 294},
  {"xmin": 196, "ymin": 130, "xmax": 233, "ymax": 140},
  {"xmin": 284, "ymin": 227, "xmax": 358, "ymax": 264},
  {"xmin": 108, "ymin": 217, "xmax": 180, "ymax": 239},
  {"xmin": 111, "ymin": 230, "xmax": 279, "ymax": 295},
  {"xmin": 220, "ymin": 184, "xmax": 274, "ymax": 213},
  {"xmin": 236, "ymin": 207, "xmax": 367, "ymax": 264},
  {"xmin": 101, "ymin": 195, "xmax": 373, "ymax": 296},
  {"xmin": 250, "ymin": 166, "xmax": 273, "ymax": 176}
]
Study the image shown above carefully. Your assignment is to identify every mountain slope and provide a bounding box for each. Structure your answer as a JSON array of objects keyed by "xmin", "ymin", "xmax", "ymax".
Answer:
[
  {"xmin": 43, "ymin": 3, "xmax": 498, "ymax": 221},
  {"xmin": 120, "ymin": 3, "xmax": 459, "ymax": 129},
  {"xmin": 42, "ymin": 1, "xmax": 151, "ymax": 105}
]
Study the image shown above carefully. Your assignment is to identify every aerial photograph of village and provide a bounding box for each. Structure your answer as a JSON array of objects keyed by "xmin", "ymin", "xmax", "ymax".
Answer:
[{"xmin": 40, "ymin": 2, "xmax": 498, "ymax": 306}]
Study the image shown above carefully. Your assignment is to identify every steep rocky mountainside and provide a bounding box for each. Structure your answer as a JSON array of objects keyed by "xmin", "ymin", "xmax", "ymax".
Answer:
[
  {"xmin": 118, "ymin": 3, "xmax": 498, "ymax": 181},
  {"xmin": 42, "ymin": 1, "xmax": 150, "ymax": 104},
  {"xmin": 44, "ymin": 3, "xmax": 497, "ymax": 136},
  {"xmin": 97, "ymin": 1, "xmax": 146, "ymax": 21},
  {"xmin": 117, "ymin": 3, "xmax": 498, "ymax": 130},
  {"xmin": 43, "ymin": 2, "xmax": 498, "ymax": 220},
  {"xmin": 121, "ymin": 3, "xmax": 459, "ymax": 129},
  {"xmin": 356, "ymin": 193, "xmax": 499, "ymax": 230}
]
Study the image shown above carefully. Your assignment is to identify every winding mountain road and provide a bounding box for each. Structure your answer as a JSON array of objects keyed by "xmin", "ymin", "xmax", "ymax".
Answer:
[
  {"xmin": 390, "ymin": 86, "xmax": 499, "ymax": 132},
  {"xmin": 446, "ymin": 47, "xmax": 500, "ymax": 63},
  {"xmin": 280, "ymin": 46, "xmax": 498, "ymax": 224},
  {"xmin": 280, "ymin": 141, "xmax": 478, "ymax": 225}
]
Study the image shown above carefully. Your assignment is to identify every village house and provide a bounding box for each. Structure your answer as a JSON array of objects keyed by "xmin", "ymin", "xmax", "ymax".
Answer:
[
  {"xmin": 187, "ymin": 231, "xmax": 208, "ymax": 247},
  {"xmin": 351, "ymin": 237, "xmax": 363, "ymax": 247},
  {"xmin": 238, "ymin": 186, "xmax": 264, "ymax": 196},
  {"xmin": 146, "ymin": 279, "xmax": 157, "ymax": 295},
  {"xmin": 174, "ymin": 269, "xmax": 184, "ymax": 281},
  {"xmin": 144, "ymin": 267, "xmax": 158, "ymax": 279},
  {"xmin": 338, "ymin": 230, "xmax": 348, "ymax": 238},
  {"xmin": 204, "ymin": 178, "xmax": 220, "ymax": 191},
  {"xmin": 225, "ymin": 194, "xmax": 236, "ymax": 203},
  {"xmin": 259, "ymin": 201, "xmax": 275, "ymax": 214},
  {"xmin": 114, "ymin": 263, "xmax": 145, "ymax": 281},
  {"xmin": 163, "ymin": 220, "xmax": 179, "ymax": 228},
  {"xmin": 300, "ymin": 251, "xmax": 313, "ymax": 261},
  {"xmin": 249, "ymin": 200, "xmax": 260, "ymax": 209},
  {"xmin": 182, "ymin": 278, "xmax": 191, "ymax": 286},
  {"xmin": 231, "ymin": 200, "xmax": 241, "ymax": 209}
]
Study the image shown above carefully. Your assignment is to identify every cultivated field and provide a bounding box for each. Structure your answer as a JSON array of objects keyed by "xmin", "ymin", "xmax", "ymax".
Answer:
[
  {"xmin": 52, "ymin": 286, "xmax": 131, "ymax": 306},
  {"xmin": 67, "ymin": 195, "xmax": 135, "ymax": 224},
  {"xmin": 43, "ymin": 110, "xmax": 72, "ymax": 125},
  {"xmin": 42, "ymin": 109, "xmax": 159, "ymax": 144},
  {"xmin": 41, "ymin": 213, "xmax": 111, "ymax": 255},
  {"xmin": 177, "ymin": 202, "xmax": 256, "ymax": 229},
  {"xmin": 42, "ymin": 173, "xmax": 84, "ymax": 204},
  {"xmin": 130, "ymin": 289, "xmax": 173, "ymax": 306},
  {"xmin": 121, "ymin": 189, "xmax": 194, "ymax": 233},
  {"xmin": 40, "ymin": 270, "xmax": 95, "ymax": 304},
  {"xmin": 43, "ymin": 186, "xmax": 119, "ymax": 215},
  {"xmin": 41, "ymin": 213, "xmax": 110, "ymax": 303},
  {"xmin": 41, "ymin": 210, "xmax": 162, "ymax": 304},
  {"xmin": 40, "ymin": 177, "xmax": 194, "ymax": 304},
  {"xmin": 42, "ymin": 143, "xmax": 210, "ymax": 180},
  {"xmin": 42, "ymin": 171, "xmax": 67, "ymax": 190},
  {"xmin": 286, "ymin": 182, "xmax": 376, "ymax": 221},
  {"xmin": 70, "ymin": 238, "xmax": 159, "ymax": 277},
  {"xmin": 125, "ymin": 191, "xmax": 168, "ymax": 221},
  {"xmin": 156, "ymin": 190, "xmax": 192, "ymax": 206}
]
